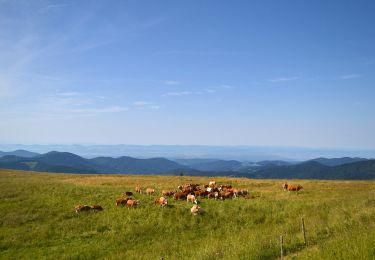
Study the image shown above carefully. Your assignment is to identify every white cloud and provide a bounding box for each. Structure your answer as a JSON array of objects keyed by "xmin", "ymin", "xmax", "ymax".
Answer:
[
  {"xmin": 165, "ymin": 80, "xmax": 181, "ymax": 85},
  {"xmin": 221, "ymin": 85, "xmax": 235, "ymax": 89},
  {"xmin": 339, "ymin": 74, "xmax": 361, "ymax": 80},
  {"xmin": 132, "ymin": 101, "xmax": 160, "ymax": 110},
  {"xmin": 133, "ymin": 101, "xmax": 150, "ymax": 106},
  {"xmin": 162, "ymin": 91, "xmax": 192, "ymax": 97},
  {"xmin": 66, "ymin": 106, "xmax": 128, "ymax": 113},
  {"xmin": 268, "ymin": 76, "xmax": 300, "ymax": 82}
]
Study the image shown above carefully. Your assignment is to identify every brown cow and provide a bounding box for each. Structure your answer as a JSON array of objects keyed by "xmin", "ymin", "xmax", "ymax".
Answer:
[
  {"xmin": 116, "ymin": 197, "xmax": 132, "ymax": 206},
  {"xmin": 146, "ymin": 188, "xmax": 155, "ymax": 195},
  {"xmin": 154, "ymin": 196, "xmax": 168, "ymax": 207},
  {"xmin": 174, "ymin": 191, "xmax": 188, "ymax": 200},
  {"xmin": 283, "ymin": 183, "xmax": 303, "ymax": 192},
  {"xmin": 126, "ymin": 199, "xmax": 139, "ymax": 208},
  {"xmin": 135, "ymin": 187, "xmax": 142, "ymax": 194},
  {"xmin": 194, "ymin": 190, "xmax": 208, "ymax": 197},
  {"xmin": 221, "ymin": 191, "xmax": 234, "ymax": 199},
  {"xmin": 162, "ymin": 190, "xmax": 176, "ymax": 197}
]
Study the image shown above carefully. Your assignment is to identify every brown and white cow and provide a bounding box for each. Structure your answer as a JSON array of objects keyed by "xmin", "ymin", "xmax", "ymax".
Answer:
[
  {"xmin": 191, "ymin": 205, "xmax": 203, "ymax": 216},
  {"xmin": 135, "ymin": 187, "xmax": 142, "ymax": 194},
  {"xmin": 126, "ymin": 199, "xmax": 139, "ymax": 208},
  {"xmin": 154, "ymin": 196, "xmax": 168, "ymax": 207},
  {"xmin": 187, "ymin": 194, "xmax": 198, "ymax": 204}
]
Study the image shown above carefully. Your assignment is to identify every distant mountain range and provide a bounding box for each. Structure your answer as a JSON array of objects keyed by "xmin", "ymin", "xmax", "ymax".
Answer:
[
  {"xmin": 0, "ymin": 150, "xmax": 374, "ymax": 179},
  {"xmin": 2, "ymin": 144, "xmax": 375, "ymax": 161},
  {"xmin": 0, "ymin": 150, "xmax": 40, "ymax": 158}
]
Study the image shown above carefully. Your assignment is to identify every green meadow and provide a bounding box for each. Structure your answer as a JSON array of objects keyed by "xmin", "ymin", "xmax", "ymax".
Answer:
[{"xmin": 0, "ymin": 169, "xmax": 375, "ymax": 259}]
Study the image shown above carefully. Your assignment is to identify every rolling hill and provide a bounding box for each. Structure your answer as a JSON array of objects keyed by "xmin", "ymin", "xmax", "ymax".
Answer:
[
  {"xmin": 0, "ymin": 151, "xmax": 374, "ymax": 179},
  {"xmin": 0, "ymin": 150, "xmax": 39, "ymax": 158}
]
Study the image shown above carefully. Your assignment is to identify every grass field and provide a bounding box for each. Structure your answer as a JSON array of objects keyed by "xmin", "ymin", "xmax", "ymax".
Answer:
[{"xmin": 1, "ymin": 169, "xmax": 375, "ymax": 259}]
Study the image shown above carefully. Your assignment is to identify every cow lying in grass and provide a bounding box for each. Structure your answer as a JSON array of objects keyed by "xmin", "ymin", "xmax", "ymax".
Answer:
[
  {"xmin": 283, "ymin": 183, "xmax": 303, "ymax": 192},
  {"xmin": 191, "ymin": 205, "xmax": 203, "ymax": 216},
  {"xmin": 75, "ymin": 204, "xmax": 103, "ymax": 213}
]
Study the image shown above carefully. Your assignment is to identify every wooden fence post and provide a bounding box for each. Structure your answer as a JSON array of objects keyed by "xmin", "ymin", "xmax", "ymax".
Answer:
[
  {"xmin": 280, "ymin": 235, "xmax": 284, "ymax": 259},
  {"xmin": 301, "ymin": 217, "xmax": 306, "ymax": 245}
]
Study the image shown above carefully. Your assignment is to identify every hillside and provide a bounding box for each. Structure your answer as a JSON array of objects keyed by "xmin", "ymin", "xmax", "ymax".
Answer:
[
  {"xmin": 186, "ymin": 159, "xmax": 243, "ymax": 172},
  {"xmin": 0, "ymin": 150, "xmax": 39, "ymax": 158},
  {"xmin": 90, "ymin": 156, "xmax": 188, "ymax": 174},
  {"xmin": 242, "ymin": 160, "xmax": 375, "ymax": 179},
  {"xmin": 1, "ymin": 169, "xmax": 374, "ymax": 259},
  {"xmin": 309, "ymin": 157, "xmax": 368, "ymax": 166},
  {"xmin": 0, "ymin": 151, "xmax": 375, "ymax": 179}
]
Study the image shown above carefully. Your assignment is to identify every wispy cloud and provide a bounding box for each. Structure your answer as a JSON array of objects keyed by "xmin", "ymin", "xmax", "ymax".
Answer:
[
  {"xmin": 221, "ymin": 85, "xmax": 235, "ymax": 89},
  {"xmin": 38, "ymin": 4, "xmax": 70, "ymax": 14},
  {"xmin": 162, "ymin": 85, "xmax": 234, "ymax": 97},
  {"xmin": 162, "ymin": 90, "xmax": 213, "ymax": 97},
  {"xmin": 165, "ymin": 80, "xmax": 181, "ymax": 85},
  {"xmin": 65, "ymin": 106, "xmax": 128, "ymax": 114},
  {"xmin": 155, "ymin": 50, "xmax": 251, "ymax": 56},
  {"xmin": 339, "ymin": 74, "xmax": 361, "ymax": 80},
  {"xmin": 268, "ymin": 76, "xmax": 300, "ymax": 83},
  {"xmin": 132, "ymin": 101, "xmax": 160, "ymax": 110}
]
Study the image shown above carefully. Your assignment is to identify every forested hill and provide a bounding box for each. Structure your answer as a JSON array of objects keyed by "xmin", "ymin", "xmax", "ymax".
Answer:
[{"xmin": 0, "ymin": 151, "xmax": 374, "ymax": 179}]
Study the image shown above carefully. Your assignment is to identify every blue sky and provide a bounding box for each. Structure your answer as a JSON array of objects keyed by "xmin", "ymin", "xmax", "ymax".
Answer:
[{"xmin": 0, "ymin": 0, "xmax": 374, "ymax": 148}]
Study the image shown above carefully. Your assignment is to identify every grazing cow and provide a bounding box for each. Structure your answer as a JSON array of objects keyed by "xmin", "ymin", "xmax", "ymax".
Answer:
[
  {"xmin": 116, "ymin": 197, "xmax": 132, "ymax": 206},
  {"xmin": 191, "ymin": 205, "xmax": 202, "ymax": 216},
  {"xmin": 283, "ymin": 183, "xmax": 303, "ymax": 192},
  {"xmin": 221, "ymin": 191, "xmax": 234, "ymax": 199},
  {"xmin": 162, "ymin": 190, "xmax": 176, "ymax": 197},
  {"xmin": 124, "ymin": 191, "xmax": 133, "ymax": 196},
  {"xmin": 174, "ymin": 191, "xmax": 188, "ymax": 200},
  {"xmin": 146, "ymin": 188, "xmax": 155, "ymax": 195},
  {"xmin": 154, "ymin": 196, "xmax": 168, "ymax": 207},
  {"xmin": 209, "ymin": 181, "xmax": 216, "ymax": 187},
  {"xmin": 220, "ymin": 185, "xmax": 232, "ymax": 191},
  {"xmin": 126, "ymin": 199, "xmax": 139, "ymax": 208},
  {"xmin": 135, "ymin": 187, "xmax": 142, "ymax": 194},
  {"xmin": 194, "ymin": 190, "xmax": 208, "ymax": 197},
  {"xmin": 187, "ymin": 194, "xmax": 198, "ymax": 204}
]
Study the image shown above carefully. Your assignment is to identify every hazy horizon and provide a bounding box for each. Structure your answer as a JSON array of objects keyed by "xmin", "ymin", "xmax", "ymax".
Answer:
[{"xmin": 1, "ymin": 143, "xmax": 375, "ymax": 161}]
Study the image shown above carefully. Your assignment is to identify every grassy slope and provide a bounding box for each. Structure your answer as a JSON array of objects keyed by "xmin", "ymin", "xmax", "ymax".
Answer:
[{"xmin": 0, "ymin": 169, "xmax": 374, "ymax": 259}]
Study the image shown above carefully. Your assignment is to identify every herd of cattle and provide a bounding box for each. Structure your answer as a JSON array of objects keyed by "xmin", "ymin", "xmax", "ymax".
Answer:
[{"xmin": 75, "ymin": 181, "xmax": 303, "ymax": 215}]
